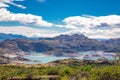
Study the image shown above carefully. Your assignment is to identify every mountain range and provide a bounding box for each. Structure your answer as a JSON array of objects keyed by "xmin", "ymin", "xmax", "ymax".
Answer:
[
  {"xmin": 0, "ymin": 33, "xmax": 120, "ymax": 56},
  {"xmin": 0, "ymin": 33, "xmax": 120, "ymax": 63}
]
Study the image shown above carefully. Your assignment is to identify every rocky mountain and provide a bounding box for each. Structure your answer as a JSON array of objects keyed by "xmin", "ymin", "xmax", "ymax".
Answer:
[
  {"xmin": 0, "ymin": 33, "xmax": 120, "ymax": 63},
  {"xmin": 0, "ymin": 33, "xmax": 27, "ymax": 41},
  {"xmin": 103, "ymin": 38, "xmax": 120, "ymax": 52},
  {"xmin": 0, "ymin": 34, "xmax": 120, "ymax": 57}
]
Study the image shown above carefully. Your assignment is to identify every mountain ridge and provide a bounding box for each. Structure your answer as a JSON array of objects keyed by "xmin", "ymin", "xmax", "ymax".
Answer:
[
  {"xmin": 0, "ymin": 33, "xmax": 27, "ymax": 41},
  {"xmin": 0, "ymin": 34, "xmax": 120, "ymax": 55}
]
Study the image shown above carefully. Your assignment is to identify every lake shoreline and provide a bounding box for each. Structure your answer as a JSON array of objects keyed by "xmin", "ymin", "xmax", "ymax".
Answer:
[{"xmin": 22, "ymin": 51, "xmax": 118, "ymax": 64}]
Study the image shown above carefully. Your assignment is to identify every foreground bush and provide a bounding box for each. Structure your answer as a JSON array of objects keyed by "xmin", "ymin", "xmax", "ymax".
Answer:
[
  {"xmin": 0, "ymin": 63, "xmax": 120, "ymax": 80},
  {"xmin": 90, "ymin": 66, "xmax": 120, "ymax": 80}
]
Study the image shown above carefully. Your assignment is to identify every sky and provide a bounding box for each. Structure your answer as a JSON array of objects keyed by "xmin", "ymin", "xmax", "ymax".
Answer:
[{"xmin": 0, "ymin": 0, "xmax": 120, "ymax": 39}]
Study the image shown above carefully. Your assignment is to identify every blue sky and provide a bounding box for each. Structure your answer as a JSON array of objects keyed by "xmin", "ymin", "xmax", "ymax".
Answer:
[
  {"xmin": 0, "ymin": 0, "xmax": 120, "ymax": 38},
  {"xmin": 8, "ymin": 0, "xmax": 120, "ymax": 21}
]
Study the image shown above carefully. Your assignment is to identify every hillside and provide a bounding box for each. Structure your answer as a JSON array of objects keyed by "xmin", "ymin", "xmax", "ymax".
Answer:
[{"xmin": 0, "ymin": 59, "xmax": 120, "ymax": 80}]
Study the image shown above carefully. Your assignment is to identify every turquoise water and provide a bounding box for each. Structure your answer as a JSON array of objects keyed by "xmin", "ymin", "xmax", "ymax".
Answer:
[
  {"xmin": 24, "ymin": 51, "xmax": 116, "ymax": 64},
  {"xmin": 24, "ymin": 54, "xmax": 69, "ymax": 64}
]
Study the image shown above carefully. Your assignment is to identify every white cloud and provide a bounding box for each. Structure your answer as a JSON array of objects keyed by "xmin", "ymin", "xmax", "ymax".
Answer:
[
  {"xmin": 8, "ymin": 1, "xmax": 26, "ymax": 9},
  {"xmin": 61, "ymin": 28, "xmax": 120, "ymax": 39},
  {"xmin": 55, "ymin": 24, "xmax": 77, "ymax": 29},
  {"xmin": 87, "ymin": 28, "xmax": 120, "ymax": 39},
  {"xmin": 0, "ymin": 8, "xmax": 53, "ymax": 27},
  {"xmin": 63, "ymin": 15, "xmax": 120, "ymax": 29},
  {"xmin": 0, "ymin": 2, "xmax": 9, "ymax": 7},
  {"xmin": 0, "ymin": 25, "xmax": 120, "ymax": 39},
  {"xmin": 0, "ymin": 0, "xmax": 53, "ymax": 27},
  {"xmin": 0, "ymin": 26, "xmax": 59, "ymax": 37},
  {"xmin": 64, "ymin": 25, "xmax": 78, "ymax": 29},
  {"xmin": 57, "ymin": 15, "xmax": 120, "ymax": 39},
  {"xmin": 0, "ymin": 0, "xmax": 26, "ymax": 9}
]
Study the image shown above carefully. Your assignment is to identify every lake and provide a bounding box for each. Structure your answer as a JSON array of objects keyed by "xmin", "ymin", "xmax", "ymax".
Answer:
[
  {"xmin": 24, "ymin": 54, "xmax": 70, "ymax": 64},
  {"xmin": 24, "ymin": 51, "xmax": 117, "ymax": 64}
]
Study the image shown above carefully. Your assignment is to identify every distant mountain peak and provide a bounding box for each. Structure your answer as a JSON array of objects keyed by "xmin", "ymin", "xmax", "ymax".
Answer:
[
  {"xmin": 53, "ymin": 33, "xmax": 89, "ymax": 41},
  {"xmin": 0, "ymin": 33, "xmax": 27, "ymax": 41}
]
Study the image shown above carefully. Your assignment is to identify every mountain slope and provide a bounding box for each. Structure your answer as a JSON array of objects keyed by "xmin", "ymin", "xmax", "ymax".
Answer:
[{"xmin": 103, "ymin": 38, "xmax": 120, "ymax": 52}]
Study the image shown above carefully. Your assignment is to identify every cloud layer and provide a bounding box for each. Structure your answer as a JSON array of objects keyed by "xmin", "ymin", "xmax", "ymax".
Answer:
[
  {"xmin": 61, "ymin": 28, "xmax": 120, "ymax": 39},
  {"xmin": 0, "ymin": 0, "xmax": 26, "ymax": 9},
  {"xmin": 0, "ymin": 0, "xmax": 53, "ymax": 27},
  {"xmin": 0, "ymin": 8, "xmax": 53, "ymax": 27},
  {"xmin": 0, "ymin": 26, "xmax": 58, "ymax": 37},
  {"xmin": 63, "ymin": 15, "xmax": 120, "ymax": 29},
  {"xmin": 54, "ymin": 15, "xmax": 119, "ymax": 39},
  {"xmin": 0, "ymin": 13, "xmax": 120, "ymax": 39}
]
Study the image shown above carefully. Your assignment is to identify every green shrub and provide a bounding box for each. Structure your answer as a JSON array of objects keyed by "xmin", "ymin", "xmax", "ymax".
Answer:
[{"xmin": 90, "ymin": 66, "xmax": 120, "ymax": 80}]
